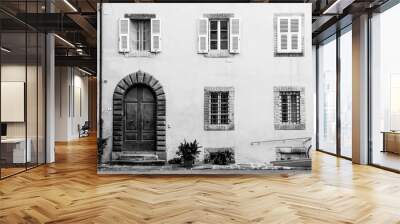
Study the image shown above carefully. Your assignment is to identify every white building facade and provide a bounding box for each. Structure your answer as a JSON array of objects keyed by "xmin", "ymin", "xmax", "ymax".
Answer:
[{"xmin": 99, "ymin": 3, "xmax": 314, "ymax": 170}]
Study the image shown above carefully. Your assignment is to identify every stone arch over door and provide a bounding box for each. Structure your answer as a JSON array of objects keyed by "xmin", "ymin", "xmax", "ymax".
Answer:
[{"xmin": 113, "ymin": 70, "xmax": 166, "ymax": 160}]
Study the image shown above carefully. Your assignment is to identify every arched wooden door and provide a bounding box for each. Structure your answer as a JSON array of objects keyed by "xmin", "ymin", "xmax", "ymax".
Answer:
[{"xmin": 123, "ymin": 84, "xmax": 156, "ymax": 151}]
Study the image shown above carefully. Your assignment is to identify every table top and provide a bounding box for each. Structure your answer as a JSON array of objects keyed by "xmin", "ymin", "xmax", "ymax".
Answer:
[
  {"xmin": 1, "ymin": 138, "xmax": 28, "ymax": 143},
  {"xmin": 381, "ymin": 131, "xmax": 400, "ymax": 134}
]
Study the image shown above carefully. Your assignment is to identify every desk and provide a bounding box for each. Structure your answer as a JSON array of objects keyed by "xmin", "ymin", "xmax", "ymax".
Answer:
[
  {"xmin": 382, "ymin": 131, "xmax": 400, "ymax": 155},
  {"xmin": 1, "ymin": 138, "xmax": 31, "ymax": 163}
]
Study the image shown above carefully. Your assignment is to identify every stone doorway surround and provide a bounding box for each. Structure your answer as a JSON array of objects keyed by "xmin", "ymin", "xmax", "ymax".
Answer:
[{"xmin": 112, "ymin": 70, "xmax": 166, "ymax": 160}]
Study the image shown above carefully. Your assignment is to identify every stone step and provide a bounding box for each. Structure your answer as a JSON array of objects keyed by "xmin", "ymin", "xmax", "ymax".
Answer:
[
  {"xmin": 271, "ymin": 159, "xmax": 311, "ymax": 168},
  {"xmin": 119, "ymin": 152, "xmax": 159, "ymax": 162},
  {"xmin": 120, "ymin": 154, "xmax": 158, "ymax": 158},
  {"xmin": 111, "ymin": 159, "xmax": 166, "ymax": 166}
]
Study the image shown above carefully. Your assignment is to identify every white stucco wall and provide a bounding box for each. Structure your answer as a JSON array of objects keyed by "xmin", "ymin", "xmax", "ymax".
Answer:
[{"xmin": 100, "ymin": 3, "xmax": 314, "ymax": 164}]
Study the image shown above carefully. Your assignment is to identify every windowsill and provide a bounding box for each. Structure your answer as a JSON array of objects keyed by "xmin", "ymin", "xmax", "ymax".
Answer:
[
  {"xmin": 124, "ymin": 50, "xmax": 153, "ymax": 57},
  {"xmin": 205, "ymin": 123, "xmax": 234, "ymax": 131},
  {"xmin": 274, "ymin": 51, "xmax": 304, "ymax": 57},
  {"xmin": 274, "ymin": 123, "xmax": 305, "ymax": 130},
  {"xmin": 204, "ymin": 50, "xmax": 232, "ymax": 58}
]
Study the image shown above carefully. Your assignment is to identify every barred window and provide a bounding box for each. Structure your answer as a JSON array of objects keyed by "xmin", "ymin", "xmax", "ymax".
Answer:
[
  {"xmin": 210, "ymin": 91, "xmax": 230, "ymax": 125},
  {"xmin": 280, "ymin": 91, "xmax": 301, "ymax": 124},
  {"xmin": 204, "ymin": 87, "xmax": 234, "ymax": 130}
]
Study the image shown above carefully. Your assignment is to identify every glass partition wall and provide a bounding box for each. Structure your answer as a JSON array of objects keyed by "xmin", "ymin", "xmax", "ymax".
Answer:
[
  {"xmin": 339, "ymin": 27, "xmax": 352, "ymax": 159},
  {"xmin": 370, "ymin": 4, "xmax": 400, "ymax": 171},
  {"xmin": 0, "ymin": 2, "xmax": 46, "ymax": 179},
  {"xmin": 317, "ymin": 26, "xmax": 352, "ymax": 159},
  {"xmin": 317, "ymin": 35, "xmax": 337, "ymax": 155}
]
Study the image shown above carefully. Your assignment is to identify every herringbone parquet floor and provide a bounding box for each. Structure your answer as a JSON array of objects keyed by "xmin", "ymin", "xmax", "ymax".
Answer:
[{"xmin": 1, "ymin": 136, "xmax": 400, "ymax": 224}]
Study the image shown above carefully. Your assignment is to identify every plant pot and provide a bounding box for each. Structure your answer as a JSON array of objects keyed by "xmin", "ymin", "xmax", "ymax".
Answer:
[{"xmin": 183, "ymin": 159, "xmax": 194, "ymax": 168}]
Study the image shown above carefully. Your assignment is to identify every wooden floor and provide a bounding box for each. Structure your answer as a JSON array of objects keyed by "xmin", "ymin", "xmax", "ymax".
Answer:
[
  {"xmin": 1, "ymin": 136, "xmax": 400, "ymax": 223},
  {"xmin": 373, "ymin": 150, "xmax": 400, "ymax": 171}
]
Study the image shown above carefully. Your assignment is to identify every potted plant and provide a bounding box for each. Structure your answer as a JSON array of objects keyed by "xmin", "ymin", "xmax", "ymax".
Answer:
[
  {"xmin": 212, "ymin": 150, "xmax": 234, "ymax": 165},
  {"xmin": 168, "ymin": 157, "xmax": 182, "ymax": 168},
  {"xmin": 176, "ymin": 139, "xmax": 201, "ymax": 168},
  {"xmin": 97, "ymin": 137, "xmax": 108, "ymax": 164}
]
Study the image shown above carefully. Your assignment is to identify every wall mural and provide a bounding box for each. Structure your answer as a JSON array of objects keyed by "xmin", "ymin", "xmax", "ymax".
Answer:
[{"xmin": 98, "ymin": 3, "xmax": 314, "ymax": 174}]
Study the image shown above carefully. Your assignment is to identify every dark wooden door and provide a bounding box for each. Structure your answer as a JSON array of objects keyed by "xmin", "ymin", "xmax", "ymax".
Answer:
[{"xmin": 123, "ymin": 85, "xmax": 156, "ymax": 151}]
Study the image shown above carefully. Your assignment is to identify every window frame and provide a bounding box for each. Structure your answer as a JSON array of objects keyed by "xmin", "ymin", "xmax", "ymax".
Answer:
[
  {"xmin": 274, "ymin": 86, "xmax": 305, "ymax": 130},
  {"xmin": 209, "ymin": 91, "xmax": 230, "ymax": 125},
  {"xmin": 204, "ymin": 87, "xmax": 234, "ymax": 131},
  {"xmin": 274, "ymin": 14, "xmax": 304, "ymax": 56},
  {"xmin": 280, "ymin": 91, "xmax": 301, "ymax": 124},
  {"xmin": 132, "ymin": 19, "xmax": 151, "ymax": 52},
  {"xmin": 209, "ymin": 19, "xmax": 229, "ymax": 52}
]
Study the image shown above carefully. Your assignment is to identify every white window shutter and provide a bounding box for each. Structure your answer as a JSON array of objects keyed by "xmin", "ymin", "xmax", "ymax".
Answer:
[
  {"xmin": 290, "ymin": 17, "xmax": 302, "ymax": 53},
  {"xmin": 198, "ymin": 18, "xmax": 209, "ymax": 53},
  {"xmin": 119, "ymin": 18, "xmax": 130, "ymax": 53},
  {"xmin": 277, "ymin": 17, "xmax": 288, "ymax": 53},
  {"xmin": 151, "ymin": 18, "xmax": 161, "ymax": 52},
  {"xmin": 229, "ymin": 18, "xmax": 240, "ymax": 54}
]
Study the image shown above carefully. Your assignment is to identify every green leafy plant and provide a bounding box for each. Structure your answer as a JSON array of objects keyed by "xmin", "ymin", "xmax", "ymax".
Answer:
[
  {"xmin": 176, "ymin": 139, "xmax": 201, "ymax": 168},
  {"xmin": 168, "ymin": 157, "xmax": 182, "ymax": 165},
  {"xmin": 97, "ymin": 137, "xmax": 108, "ymax": 164},
  {"xmin": 211, "ymin": 150, "xmax": 234, "ymax": 165}
]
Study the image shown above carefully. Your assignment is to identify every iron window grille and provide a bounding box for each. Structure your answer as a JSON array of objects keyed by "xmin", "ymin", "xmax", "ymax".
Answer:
[
  {"xmin": 204, "ymin": 87, "xmax": 234, "ymax": 131},
  {"xmin": 280, "ymin": 91, "xmax": 301, "ymax": 124}
]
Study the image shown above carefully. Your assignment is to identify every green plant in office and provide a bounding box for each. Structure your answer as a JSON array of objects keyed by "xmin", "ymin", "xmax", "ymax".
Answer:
[
  {"xmin": 211, "ymin": 150, "xmax": 234, "ymax": 165},
  {"xmin": 176, "ymin": 139, "xmax": 201, "ymax": 168}
]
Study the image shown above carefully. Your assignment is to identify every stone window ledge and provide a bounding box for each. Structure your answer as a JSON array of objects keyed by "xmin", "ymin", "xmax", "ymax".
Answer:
[
  {"xmin": 275, "ymin": 123, "xmax": 305, "ymax": 130},
  {"xmin": 203, "ymin": 13, "xmax": 234, "ymax": 19},
  {"xmin": 203, "ymin": 50, "xmax": 233, "ymax": 58},
  {"xmin": 124, "ymin": 51, "xmax": 154, "ymax": 57},
  {"xmin": 124, "ymin": 13, "xmax": 156, "ymax": 19},
  {"xmin": 205, "ymin": 123, "xmax": 234, "ymax": 131}
]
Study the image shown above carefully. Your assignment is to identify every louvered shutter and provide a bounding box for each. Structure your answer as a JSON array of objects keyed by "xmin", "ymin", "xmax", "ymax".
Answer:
[
  {"xmin": 277, "ymin": 17, "xmax": 289, "ymax": 53},
  {"xmin": 119, "ymin": 18, "xmax": 130, "ymax": 53},
  {"xmin": 290, "ymin": 17, "xmax": 301, "ymax": 53},
  {"xmin": 198, "ymin": 18, "xmax": 209, "ymax": 53},
  {"xmin": 229, "ymin": 18, "xmax": 240, "ymax": 54},
  {"xmin": 151, "ymin": 18, "xmax": 161, "ymax": 52}
]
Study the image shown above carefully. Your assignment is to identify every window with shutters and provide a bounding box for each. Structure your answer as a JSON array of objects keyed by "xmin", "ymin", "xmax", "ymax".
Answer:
[
  {"xmin": 204, "ymin": 87, "xmax": 234, "ymax": 131},
  {"xmin": 275, "ymin": 14, "xmax": 303, "ymax": 56},
  {"xmin": 132, "ymin": 20, "xmax": 151, "ymax": 51},
  {"xmin": 118, "ymin": 16, "xmax": 161, "ymax": 55},
  {"xmin": 198, "ymin": 16, "xmax": 240, "ymax": 56},
  {"xmin": 274, "ymin": 86, "xmax": 306, "ymax": 130}
]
